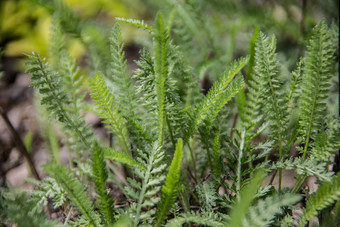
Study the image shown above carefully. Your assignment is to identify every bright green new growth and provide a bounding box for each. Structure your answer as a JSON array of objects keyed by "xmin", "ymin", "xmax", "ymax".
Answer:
[
  {"xmin": 43, "ymin": 164, "xmax": 100, "ymax": 227},
  {"xmin": 156, "ymin": 138, "xmax": 183, "ymax": 226},
  {"xmin": 299, "ymin": 173, "xmax": 340, "ymax": 226},
  {"xmin": 89, "ymin": 73, "xmax": 130, "ymax": 156},
  {"xmin": 91, "ymin": 142, "xmax": 115, "ymax": 225},
  {"xmin": 153, "ymin": 12, "xmax": 169, "ymax": 144}
]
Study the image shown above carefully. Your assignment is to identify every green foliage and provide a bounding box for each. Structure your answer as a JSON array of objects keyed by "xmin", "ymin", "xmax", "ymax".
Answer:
[
  {"xmin": 123, "ymin": 142, "xmax": 167, "ymax": 226},
  {"xmin": 91, "ymin": 142, "xmax": 115, "ymax": 225},
  {"xmin": 104, "ymin": 147, "xmax": 145, "ymax": 171},
  {"xmin": 272, "ymin": 157, "xmax": 333, "ymax": 182},
  {"xmin": 298, "ymin": 20, "xmax": 336, "ymax": 159},
  {"xmin": 156, "ymin": 138, "xmax": 183, "ymax": 226},
  {"xmin": 109, "ymin": 23, "xmax": 137, "ymax": 118},
  {"xmin": 0, "ymin": 190, "xmax": 57, "ymax": 227},
  {"xmin": 165, "ymin": 211, "xmax": 224, "ymax": 227},
  {"xmin": 153, "ymin": 12, "xmax": 169, "ymax": 144},
  {"xmin": 187, "ymin": 56, "xmax": 248, "ymax": 141},
  {"xmin": 34, "ymin": 97, "xmax": 61, "ymax": 164},
  {"xmin": 243, "ymin": 193, "xmax": 301, "ymax": 227},
  {"xmin": 89, "ymin": 73, "xmax": 130, "ymax": 155},
  {"xmin": 299, "ymin": 173, "xmax": 340, "ymax": 226},
  {"xmin": 27, "ymin": 52, "xmax": 92, "ymax": 152},
  {"xmin": 253, "ymin": 32, "xmax": 288, "ymax": 160},
  {"xmin": 7, "ymin": 8, "xmax": 338, "ymax": 227},
  {"xmin": 26, "ymin": 177, "xmax": 67, "ymax": 209},
  {"xmin": 196, "ymin": 181, "xmax": 218, "ymax": 210},
  {"xmin": 43, "ymin": 164, "xmax": 100, "ymax": 227},
  {"xmin": 226, "ymin": 170, "xmax": 267, "ymax": 227}
]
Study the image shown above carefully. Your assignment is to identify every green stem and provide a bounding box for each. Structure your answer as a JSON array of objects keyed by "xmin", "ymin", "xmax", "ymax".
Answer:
[{"xmin": 291, "ymin": 175, "xmax": 307, "ymax": 193}]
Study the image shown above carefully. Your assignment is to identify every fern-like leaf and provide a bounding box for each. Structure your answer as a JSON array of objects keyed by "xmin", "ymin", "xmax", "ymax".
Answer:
[
  {"xmin": 109, "ymin": 23, "xmax": 137, "ymax": 118},
  {"xmin": 104, "ymin": 147, "xmax": 145, "ymax": 171},
  {"xmin": 26, "ymin": 177, "xmax": 67, "ymax": 209},
  {"xmin": 272, "ymin": 157, "xmax": 333, "ymax": 182},
  {"xmin": 89, "ymin": 72, "xmax": 130, "ymax": 156},
  {"xmin": 311, "ymin": 118, "xmax": 340, "ymax": 162},
  {"xmin": 91, "ymin": 142, "xmax": 115, "ymax": 225},
  {"xmin": 153, "ymin": 12, "xmax": 170, "ymax": 144},
  {"xmin": 0, "ymin": 191, "xmax": 57, "ymax": 227},
  {"xmin": 165, "ymin": 211, "xmax": 224, "ymax": 227},
  {"xmin": 253, "ymin": 32, "xmax": 288, "ymax": 159},
  {"xmin": 196, "ymin": 181, "xmax": 218, "ymax": 210},
  {"xmin": 155, "ymin": 138, "xmax": 183, "ymax": 226},
  {"xmin": 243, "ymin": 193, "xmax": 301, "ymax": 227},
  {"xmin": 124, "ymin": 142, "xmax": 166, "ymax": 226},
  {"xmin": 298, "ymin": 21, "xmax": 335, "ymax": 159},
  {"xmin": 299, "ymin": 173, "xmax": 340, "ymax": 226},
  {"xmin": 288, "ymin": 58, "xmax": 304, "ymax": 109},
  {"xmin": 27, "ymin": 52, "xmax": 91, "ymax": 149},
  {"xmin": 43, "ymin": 164, "xmax": 100, "ymax": 227},
  {"xmin": 187, "ymin": 56, "xmax": 248, "ymax": 141}
]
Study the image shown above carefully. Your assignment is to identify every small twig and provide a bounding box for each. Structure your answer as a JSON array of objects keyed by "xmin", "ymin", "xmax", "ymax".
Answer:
[
  {"xmin": 4, "ymin": 159, "xmax": 24, "ymax": 173},
  {"xmin": 109, "ymin": 132, "xmax": 113, "ymax": 148},
  {"xmin": 269, "ymin": 170, "xmax": 278, "ymax": 186},
  {"xmin": 0, "ymin": 106, "xmax": 40, "ymax": 180}
]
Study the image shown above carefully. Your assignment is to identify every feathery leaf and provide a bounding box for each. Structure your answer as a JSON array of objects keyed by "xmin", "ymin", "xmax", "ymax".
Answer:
[
  {"xmin": 43, "ymin": 164, "xmax": 100, "ymax": 227},
  {"xmin": 298, "ymin": 21, "xmax": 335, "ymax": 159},
  {"xmin": 155, "ymin": 139, "xmax": 183, "ymax": 226},
  {"xmin": 187, "ymin": 56, "xmax": 248, "ymax": 140},
  {"xmin": 89, "ymin": 72, "xmax": 130, "ymax": 156},
  {"xmin": 104, "ymin": 147, "xmax": 145, "ymax": 171},
  {"xmin": 91, "ymin": 142, "xmax": 115, "ymax": 225},
  {"xmin": 299, "ymin": 173, "xmax": 340, "ymax": 226}
]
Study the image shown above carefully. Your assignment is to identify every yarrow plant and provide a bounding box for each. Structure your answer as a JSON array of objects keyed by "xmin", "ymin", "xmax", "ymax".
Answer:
[{"xmin": 0, "ymin": 1, "xmax": 339, "ymax": 226}]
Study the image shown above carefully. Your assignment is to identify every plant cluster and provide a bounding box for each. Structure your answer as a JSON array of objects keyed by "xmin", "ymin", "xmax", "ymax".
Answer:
[{"xmin": 0, "ymin": 1, "xmax": 339, "ymax": 227}]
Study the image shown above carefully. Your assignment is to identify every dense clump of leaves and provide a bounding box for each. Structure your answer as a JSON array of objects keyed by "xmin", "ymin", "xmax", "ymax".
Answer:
[{"xmin": 1, "ymin": 3, "xmax": 338, "ymax": 226}]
